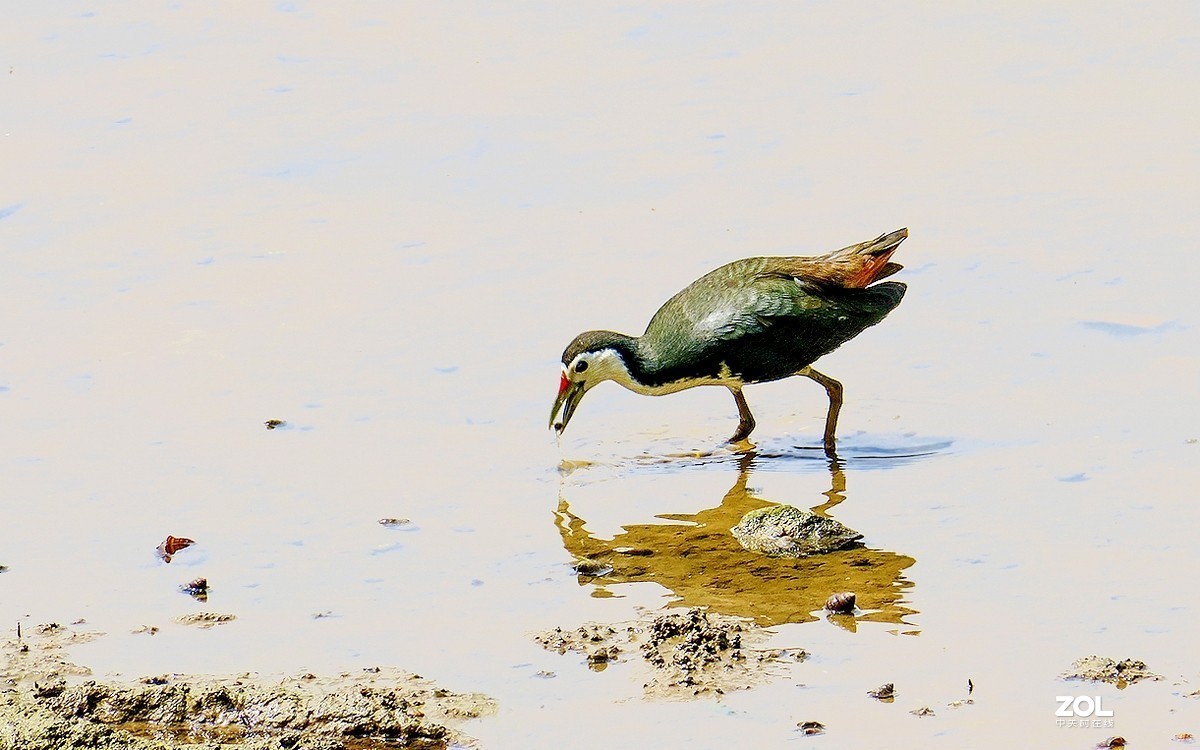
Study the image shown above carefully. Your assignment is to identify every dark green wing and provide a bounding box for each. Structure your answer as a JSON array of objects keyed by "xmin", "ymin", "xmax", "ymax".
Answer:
[
  {"xmin": 643, "ymin": 258, "xmax": 822, "ymax": 347},
  {"xmin": 640, "ymin": 258, "xmax": 905, "ymax": 384}
]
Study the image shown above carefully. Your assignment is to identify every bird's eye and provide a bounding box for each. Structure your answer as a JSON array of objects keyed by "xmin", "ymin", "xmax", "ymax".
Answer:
[{"xmin": 575, "ymin": 360, "xmax": 589, "ymax": 373}]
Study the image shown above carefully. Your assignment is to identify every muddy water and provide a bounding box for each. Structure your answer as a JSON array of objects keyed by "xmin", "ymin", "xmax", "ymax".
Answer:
[{"xmin": 2, "ymin": 3, "xmax": 1199, "ymax": 747}]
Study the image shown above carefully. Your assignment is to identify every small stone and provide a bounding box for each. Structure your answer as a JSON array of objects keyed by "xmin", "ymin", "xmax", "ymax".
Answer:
[
  {"xmin": 867, "ymin": 682, "xmax": 894, "ymax": 700},
  {"xmin": 572, "ymin": 558, "xmax": 612, "ymax": 576},
  {"xmin": 910, "ymin": 706, "xmax": 935, "ymax": 717},
  {"xmin": 180, "ymin": 577, "xmax": 208, "ymax": 599},
  {"xmin": 265, "ymin": 419, "xmax": 286, "ymax": 430},
  {"xmin": 797, "ymin": 720, "xmax": 825, "ymax": 735},
  {"xmin": 1097, "ymin": 738, "xmax": 1126, "ymax": 749},
  {"xmin": 379, "ymin": 517, "xmax": 411, "ymax": 527},
  {"xmin": 825, "ymin": 592, "xmax": 856, "ymax": 613}
]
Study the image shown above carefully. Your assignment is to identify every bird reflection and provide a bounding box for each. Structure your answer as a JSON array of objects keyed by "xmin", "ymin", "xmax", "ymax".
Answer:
[{"xmin": 555, "ymin": 451, "xmax": 917, "ymax": 628}]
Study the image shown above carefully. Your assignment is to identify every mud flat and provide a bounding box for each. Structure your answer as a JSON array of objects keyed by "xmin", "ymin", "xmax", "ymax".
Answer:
[
  {"xmin": 1061, "ymin": 656, "xmax": 1163, "ymax": 688},
  {"xmin": 536, "ymin": 607, "xmax": 806, "ymax": 698},
  {"xmin": 0, "ymin": 624, "xmax": 494, "ymax": 750}
]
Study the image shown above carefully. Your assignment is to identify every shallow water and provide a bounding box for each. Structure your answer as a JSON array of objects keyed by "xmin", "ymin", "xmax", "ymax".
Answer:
[{"xmin": 3, "ymin": 3, "xmax": 1199, "ymax": 747}]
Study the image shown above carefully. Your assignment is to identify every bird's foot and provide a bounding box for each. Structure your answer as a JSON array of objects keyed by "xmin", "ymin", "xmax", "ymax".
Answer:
[{"xmin": 727, "ymin": 436, "xmax": 756, "ymax": 453}]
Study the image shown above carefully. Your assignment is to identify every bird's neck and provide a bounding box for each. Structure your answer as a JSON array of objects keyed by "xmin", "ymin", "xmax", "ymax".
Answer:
[
  {"xmin": 592, "ymin": 334, "xmax": 722, "ymax": 396},
  {"xmin": 595, "ymin": 332, "xmax": 644, "ymax": 374}
]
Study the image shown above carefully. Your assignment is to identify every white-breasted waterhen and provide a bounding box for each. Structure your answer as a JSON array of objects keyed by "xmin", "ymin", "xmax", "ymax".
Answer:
[{"xmin": 549, "ymin": 228, "xmax": 909, "ymax": 454}]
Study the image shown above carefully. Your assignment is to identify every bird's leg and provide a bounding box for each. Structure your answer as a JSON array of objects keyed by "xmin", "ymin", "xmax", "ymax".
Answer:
[
  {"xmin": 799, "ymin": 366, "xmax": 843, "ymax": 457},
  {"xmin": 728, "ymin": 387, "xmax": 756, "ymax": 444}
]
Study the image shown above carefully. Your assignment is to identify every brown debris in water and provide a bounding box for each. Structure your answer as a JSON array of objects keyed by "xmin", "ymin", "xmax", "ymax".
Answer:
[
  {"xmin": 796, "ymin": 720, "xmax": 825, "ymax": 735},
  {"xmin": 1, "ymin": 623, "xmax": 494, "ymax": 750},
  {"xmin": 535, "ymin": 607, "xmax": 806, "ymax": 698},
  {"xmin": 1062, "ymin": 656, "xmax": 1162, "ymax": 687},
  {"xmin": 155, "ymin": 536, "xmax": 195, "ymax": 563},
  {"xmin": 174, "ymin": 612, "xmax": 236, "ymax": 628}
]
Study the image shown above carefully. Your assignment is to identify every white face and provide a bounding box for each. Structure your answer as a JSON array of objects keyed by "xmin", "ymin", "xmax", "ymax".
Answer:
[
  {"xmin": 564, "ymin": 348, "xmax": 631, "ymax": 391},
  {"xmin": 566, "ymin": 347, "xmax": 741, "ymax": 397}
]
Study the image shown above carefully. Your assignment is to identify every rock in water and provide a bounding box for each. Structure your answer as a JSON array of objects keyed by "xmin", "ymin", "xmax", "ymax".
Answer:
[
  {"xmin": 731, "ymin": 505, "xmax": 862, "ymax": 558},
  {"xmin": 825, "ymin": 592, "xmax": 856, "ymax": 613}
]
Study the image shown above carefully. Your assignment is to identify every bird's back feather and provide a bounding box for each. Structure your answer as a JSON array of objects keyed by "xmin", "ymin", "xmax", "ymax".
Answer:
[{"xmin": 635, "ymin": 230, "xmax": 909, "ymax": 386}]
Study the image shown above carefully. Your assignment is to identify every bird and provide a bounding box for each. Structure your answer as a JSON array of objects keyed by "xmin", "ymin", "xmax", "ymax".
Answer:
[{"xmin": 549, "ymin": 228, "xmax": 909, "ymax": 454}]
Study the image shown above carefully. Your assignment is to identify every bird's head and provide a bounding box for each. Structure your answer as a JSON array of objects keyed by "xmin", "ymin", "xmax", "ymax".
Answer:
[{"xmin": 549, "ymin": 330, "xmax": 635, "ymax": 435}]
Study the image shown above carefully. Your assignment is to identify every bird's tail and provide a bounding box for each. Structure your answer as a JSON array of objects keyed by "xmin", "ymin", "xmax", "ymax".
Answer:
[{"xmin": 829, "ymin": 228, "xmax": 907, "ymax": 288}]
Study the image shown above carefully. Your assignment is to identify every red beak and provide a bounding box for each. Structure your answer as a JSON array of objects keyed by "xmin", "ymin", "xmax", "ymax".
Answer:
[{"xmin": 550, "ymin": 371, "xmax": 586, "ymax": 432}]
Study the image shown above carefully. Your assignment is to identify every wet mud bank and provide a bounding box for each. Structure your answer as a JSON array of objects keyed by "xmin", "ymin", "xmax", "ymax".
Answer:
[
  {"xmin": 0, "ymin": 625, "xmax": 494, "ymax": 750},
  {"xmin": 536, "ymin": 607, "xmax": 806, "ymax": 698}
]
